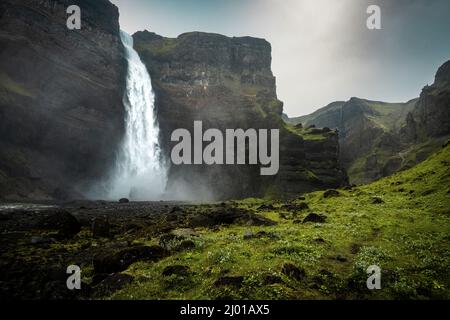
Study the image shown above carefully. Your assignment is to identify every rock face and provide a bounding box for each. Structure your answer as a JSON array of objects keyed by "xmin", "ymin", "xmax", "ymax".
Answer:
[
  {"xmin": 288, "ymin": 60, "xmax": 450, "ymax": 185},
  {"xmin": 0, "ymin": 0, "xmax": 126, "ymax": 200},
  {"xmin": 133, "ymin": 30, "xmax": 347, "ymax": 199}
]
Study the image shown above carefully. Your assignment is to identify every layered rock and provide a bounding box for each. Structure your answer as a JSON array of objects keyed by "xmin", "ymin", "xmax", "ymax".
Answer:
[
  {"xmin": 0, "ymin": 0, "xmax": 126, "ymax": 200},
  {"xmin": 287, "ymin": 60, "xmax": 450, "ymax": 185},
  {"xmin": 133, "ymin": 31, "xmax": 347, "ymax": 199}
]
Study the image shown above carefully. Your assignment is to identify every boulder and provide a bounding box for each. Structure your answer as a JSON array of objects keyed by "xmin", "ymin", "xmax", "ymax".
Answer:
[
  {"xmin": 38, "ymin": 210, "xmax": 81, "ymax": 238},
  {"xmin": 162, "ymin": 265, "xmax": 190, "ymax": 277},
  {"xmin": 94, "ymin": 273, "xmax": 134, "ymax": 297},
  {"xmin": 323, "ymin": 189, "xmax": 340, "ymax": 198},
  {"xmin": 303, "ymin": 213, "xmax": 327, "ymax": 223},
  {"xmin": 281, "ymin": 263, "xmax": 306, "ymax": 281},
  {"xmin": 93, "ymin": 245, "xmax": 169, "ymax": 274},
  {"xmin": 119, "ymin": 198, "xmax": 129, "ymax": 204}
]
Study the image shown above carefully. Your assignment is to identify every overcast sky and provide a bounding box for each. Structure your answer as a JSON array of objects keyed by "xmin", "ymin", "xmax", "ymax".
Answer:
[{"xmin": 110, "ymin": 0, "xmax": 450, "ymax": 117}]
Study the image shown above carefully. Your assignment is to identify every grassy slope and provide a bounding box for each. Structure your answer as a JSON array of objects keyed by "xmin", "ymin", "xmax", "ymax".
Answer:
[{"xmin": 110, "ymin": 143, "xmax": 450, "ymax": 300}]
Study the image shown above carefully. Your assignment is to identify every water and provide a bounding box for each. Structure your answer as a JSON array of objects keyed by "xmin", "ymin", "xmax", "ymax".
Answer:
[{"xmin": 106, "ymin": 31, "xmax": 167, "ymax": 200}]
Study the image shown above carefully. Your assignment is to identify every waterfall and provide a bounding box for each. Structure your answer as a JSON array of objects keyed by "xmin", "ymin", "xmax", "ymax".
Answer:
[{"xmin": 107, "ymin": 30, "xmax": 167, "ymax": 200}]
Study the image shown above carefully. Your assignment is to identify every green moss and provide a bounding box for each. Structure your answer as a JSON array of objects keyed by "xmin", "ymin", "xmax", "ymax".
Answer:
[{"xmin": 109, "ymin": 144, "xmax": 450, "ymax": 300}]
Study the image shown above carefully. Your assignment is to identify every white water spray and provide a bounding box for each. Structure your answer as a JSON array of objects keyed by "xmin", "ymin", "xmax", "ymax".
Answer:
[{"xmin": 107, "ymin": 31, "xmax": 167, "ymax": 200}]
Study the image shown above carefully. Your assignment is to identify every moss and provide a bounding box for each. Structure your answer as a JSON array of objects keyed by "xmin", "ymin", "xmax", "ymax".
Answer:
[{"xmin": 110, "ymin": 145, "xmax": 450, "ymax": 299}]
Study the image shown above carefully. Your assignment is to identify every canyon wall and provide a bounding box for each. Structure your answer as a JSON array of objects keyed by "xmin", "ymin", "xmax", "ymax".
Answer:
[
  {"xmin": 0, "ymin": 0, "xmax": 126, "ymax": 200},
  {"xmin": 133, "ymin": 31, "xmax": 347, "ymax": 200}
]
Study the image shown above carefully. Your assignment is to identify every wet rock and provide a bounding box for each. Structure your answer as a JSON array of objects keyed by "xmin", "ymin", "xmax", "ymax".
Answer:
[
  {"xmin": 93, "ymin": 245, "xmax": 169, "ymax": 274},
  {"xmin": 119, "ymin": 198, "xmax": 129, "ymax": 203},
  {"xmin": 94, "ymin": 273, "xmax": 134, "ymax": 296},
  {"xmin": 214, "ymin": 276, "xmax": 245, "ymax": 288},
  {"xmin": 92, "ymin": 217, "xmax": 110, "ymax": 238},
  {"xmin": 162, "ymin": 265, "xmax": 190, "ymax": 277},
  {"xmin": 38, "ymin": 210, "xmax": 81, "ymax": 238},
  {"xmin": 323, "ymin": 189, "xmax": 340, "ymax": 198},
  {"xmin": 303, "ymin": 213, "xmax": 327, "ymax": 223},
  {"xmin": 281, "ymin": 263, "xmax": 306, "ymax": 281}
]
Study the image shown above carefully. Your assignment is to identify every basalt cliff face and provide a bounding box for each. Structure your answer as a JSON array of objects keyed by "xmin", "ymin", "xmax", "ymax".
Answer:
[
  {"xmin": 133, "ymin": 31, "xmax": 347, "ymax": 200},
  {"xmin": 0, "ymin": 0, "xmax": 126, "ymax": 200},
  {"xmin": 288, "ymin": 60, "xmax": 450, "ymax": 185}
]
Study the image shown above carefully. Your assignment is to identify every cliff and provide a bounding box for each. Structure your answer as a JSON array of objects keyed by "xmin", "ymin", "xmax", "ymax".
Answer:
[
  {"xmin": 133, "ymin": 30, "xmax": 347, "ymax": 199},
  {"xmin": 0, "ymin": 0, "xmax": 126, "ymax": 200},
  {"xmin": 287, "ymin": 60, "xmax": 450, "ymax": 184}
]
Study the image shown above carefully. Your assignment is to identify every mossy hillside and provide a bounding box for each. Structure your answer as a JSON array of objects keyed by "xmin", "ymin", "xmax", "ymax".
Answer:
[{"xmin": 107, "ymin": 144, "xmax": 450, "ymax": 300}]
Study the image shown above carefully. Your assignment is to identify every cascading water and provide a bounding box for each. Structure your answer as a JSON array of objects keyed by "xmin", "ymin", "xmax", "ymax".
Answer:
[{"xmin": 107, "ymin": 31, "xmax": 167, "ymax": 200}]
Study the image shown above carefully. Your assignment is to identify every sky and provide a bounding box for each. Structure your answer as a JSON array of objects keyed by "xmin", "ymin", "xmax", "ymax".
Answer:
[{"xmin": 110, "ymin": 0, "xmax": 450, "ymax": 117}]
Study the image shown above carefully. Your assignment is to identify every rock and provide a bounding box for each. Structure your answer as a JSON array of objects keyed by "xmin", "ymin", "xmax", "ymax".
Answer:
[
  {"xmin": 30, "ymin": 236, "xmax": 55, "ymax": 245},
  {"xmin": 188, "ymin": 208, "xmax": 276, "ymax": 228},
  {"xmin": 177, "ymin": 240, "xmax": 195, "ymax": 251},
  {"xmin": 93, "ymin": 245, "xmax": 169, "ymax": 274},
  {"xmin": 92, "ymin": 217, "xmax": 110, "ymax": 238},
  {"xmin": 332, "ymin": 255, "xmax": 348, "ymax": 262},
  {"xmin": 162, "ymin": 265, "xmax": 190, "ymax": 277},
  {"xmin": 119, "ymin": 198, "xmax": 130, "ymax": 204},
  {"xmin": 372, "ymin": 196, "xmax": 384, "ymax": 204},
  {"xmin": 280, "ymin": 202, "xmax": 309, "ymax": 211},
  {"xmin": 94, "ymin": 273, "xmax": 134, "ymax": 296},
  {"xmin": 243, "ymin": 230, "xmax": 279, "ymax": 240},
  {"xmin": 0, "ymin": 0, "xmax": 126, "ymax": 201},
  {"xmin": 281, "ymin": 263, "xmax": 306, "ymax": 281},
  {"xmin": 323, "ymin": 189, "xmax": 340, "ymax": 198},
  {"xmin": 257, "ymin": 204, "xmax": 275, "ymax": 211},
  {"xmin": 38, "ymin": 210, "xmax": 81, "ymax": 238},
  {"xmin": 303, "ymin": 213, "xmax": 327, "ymax": 223},
  {"xmin": 214, "ymin": 276, "xmax": 245, "ymax": 288}
]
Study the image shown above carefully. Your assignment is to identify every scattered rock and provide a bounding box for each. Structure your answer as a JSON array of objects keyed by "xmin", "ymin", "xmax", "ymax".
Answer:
[
  {"xmin": 323, "ymin": 189, "xmax": 340, "ymax": 198},
  {"xmin": 93, "ymin": 245, "xmax": 169, "ymax": 273},
  {"xmin": 214, "ymin": 276, "xmax": 245, "ymax": 288},
  {"xmin": 371, "ymin": 197, "xmax": 384, "ymax": 204},
  {"xmin": 94, "ymin": 273, "xmax": 134, "ymax": 296},
  {"xmin": 92, "ymin": 217, "xmax": 110, "ymax": 238},
  {"xmin": 188, "ymin": 208, "xmax": 276, "ymax": 228},
  {"xmin": 38, "ymin": 210, "xmax": 81, "ymax": 238},
  {"xmin": 257, "ymin": 204, "xmax": 275, "ymax": 211},
  {"xmin": 162, "ymin": 265, "xmax": 190, "ymax": 277},
  {"xmin": 119, "ymin": 198, "xmax": 129, "ymax": 203},
  {"xmin": 303, "ymin": 213, "xmax": 327, "ymax": 223},
  {"xmin": 280, "ymin": 202, "xmax": 309, "ymax": 211},
  {"xmin": 281, "ymin": 263, "xmax": 306, "ymax": 281}
]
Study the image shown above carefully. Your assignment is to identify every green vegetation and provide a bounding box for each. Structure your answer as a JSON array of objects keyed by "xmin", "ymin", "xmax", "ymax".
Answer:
[{"xmin": 108, "ymin": 144, "xmax": 450, "ymax": 300}]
